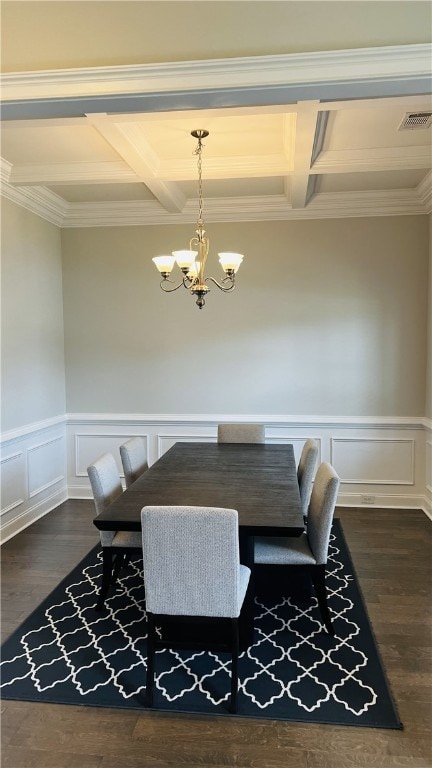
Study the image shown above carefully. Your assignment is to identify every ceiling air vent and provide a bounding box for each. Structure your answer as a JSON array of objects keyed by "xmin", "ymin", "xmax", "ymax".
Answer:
[{"xmin": 398, "ymin": 112, "xmax": 432, "ymax": 130}]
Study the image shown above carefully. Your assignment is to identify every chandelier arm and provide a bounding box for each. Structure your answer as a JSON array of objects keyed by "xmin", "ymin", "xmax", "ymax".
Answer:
[
  {"xmin": 205, "ymin": 276, "xmax": 236, "ymax": 292},
  {"xmin": 160, "ymin": 277, "xmax": 189, "ymax": 293}
]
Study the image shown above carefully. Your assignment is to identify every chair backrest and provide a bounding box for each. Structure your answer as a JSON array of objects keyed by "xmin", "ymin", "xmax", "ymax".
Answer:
[
  {"xmin": 307, "ymin": 462, "xmax": 340, "ymax": 565},
  {"xmin": 87, "ymin": 452, "xmax": 123, "ymax": 515},
  {"xmin": 141, "ymin": 506, "xmax": 242, "ymax": 618},
  {"xmin": 217, "ymin": 423, "xmax": 265, "ymax": 444},
  {"xmin": 120, "ymin": 437, "xmax": 148, "ymax": 488},
  {"xmin": 297, "ymin": 439, "xmax": 319, "ymax": 517}
]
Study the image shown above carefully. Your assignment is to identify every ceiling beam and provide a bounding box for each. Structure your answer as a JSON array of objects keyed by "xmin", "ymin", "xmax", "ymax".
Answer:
[
  {"xmin": 87, "ymin": 116, "xmax": 185, "ymax": 213},
  {"xmin": 289, "ymin": 102, "xmax": 321, "ymax": 209},
  {"xmin": 8, "ymin": 161, "xmax": 138, "ymax": 185}
]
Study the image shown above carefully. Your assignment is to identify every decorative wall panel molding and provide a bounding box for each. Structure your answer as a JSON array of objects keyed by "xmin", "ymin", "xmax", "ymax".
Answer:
[
  {"xmin": 330, "ymin": 437, "xmax": 415, "ymax": 485},
  {"xmin": 74, "ymin": 432, "xmax": 150, "ymax": 479},
  {"xmin": 0, "ymin": 419, "xmax": 67, "ymax": 544},
  {"xmin": 262, "ymin": 435, "xmax": 323, "ymax": 467},
  {"xmin": 0, "ymin": 451, "xmax": 25, "ymax": 517},
  {"xmin": 66, "ymin": 413, "xmax": 428, "ymax": 514},
  {"xmin": 157, "ymin": 433, "xmax": 215, "ymax": 459},
  {"xmin": 27, "ymin": 436, "xmax": 65, "ymax": 498},
  {"xmin": 426, "ymin": 440, "xmax": 432, "ymax": 499}
]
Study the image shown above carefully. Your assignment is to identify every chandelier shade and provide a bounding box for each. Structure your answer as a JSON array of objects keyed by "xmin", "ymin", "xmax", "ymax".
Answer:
[{"xmin": 151, "ymin": 130, "xmax": 244, "ymax": 309}]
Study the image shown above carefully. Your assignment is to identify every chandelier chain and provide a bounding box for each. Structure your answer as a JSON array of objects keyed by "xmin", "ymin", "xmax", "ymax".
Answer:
[{"xmin": 194, "ymin": 136, "xmax": 204, "ymax": 229}]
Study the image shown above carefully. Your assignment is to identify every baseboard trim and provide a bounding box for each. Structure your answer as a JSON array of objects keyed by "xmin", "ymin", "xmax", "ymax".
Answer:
[
  {"xmin": 68, "ymin": 484, "xmax": 97, "ymax": 501},
  {"xmin": 0, "ymin": 486, "xmax": 68, "ymax": 544},
  {"xmin": 338, "ymin": 492, "xmax": 427, "ymax": 510}
]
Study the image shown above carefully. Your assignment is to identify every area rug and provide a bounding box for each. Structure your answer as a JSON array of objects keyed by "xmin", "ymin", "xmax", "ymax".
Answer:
[{"xmin": 0, "ymin": 521, "xmax": 401, "ymax": 728}]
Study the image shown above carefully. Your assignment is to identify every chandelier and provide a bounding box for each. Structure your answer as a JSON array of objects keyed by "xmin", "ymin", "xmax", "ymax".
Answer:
[{"xmin": 152, "ymin": 130, "xmax": 244, "ymax": 309}]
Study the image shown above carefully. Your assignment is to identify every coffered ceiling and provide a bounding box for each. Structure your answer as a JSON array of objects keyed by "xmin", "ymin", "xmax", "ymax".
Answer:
[
  {"xmin": 1, "ymin": 2, "xmax": 431, "ymax": 227},
  {"xmin": 1, "ymin": 94, "xmax": 431, "ymax": 226}
]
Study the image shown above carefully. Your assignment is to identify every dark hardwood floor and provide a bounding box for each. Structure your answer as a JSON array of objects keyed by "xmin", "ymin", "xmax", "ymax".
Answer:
[{"xmin": 1, "ymin": 501, "xmax": 431, "ymax": 768}]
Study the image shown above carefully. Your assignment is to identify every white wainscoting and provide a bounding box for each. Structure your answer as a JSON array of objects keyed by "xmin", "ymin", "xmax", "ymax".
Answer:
[
  {"xmin": 425, "ymin": 419, "xmax": 432, "ymax": 519},
  {"xmin": 1, "ymin": 413, "xmax": 429, "ymax": 543},
  {"xmin": 0, "ymin": 416, "xmax": 67, "ymax": 543},
  {"xmin": 66, "ymin": 414, "xmax": 429, "ymax": 513},
  {"xmin": 330, "ymin": 438, "xmax": 415, "ymax": 485}
]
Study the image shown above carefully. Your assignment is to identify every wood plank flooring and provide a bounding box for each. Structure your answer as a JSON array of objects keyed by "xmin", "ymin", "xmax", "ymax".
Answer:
[{"xmin": 1, "ymin": 501, "xmax": 431, "ymax": 768}]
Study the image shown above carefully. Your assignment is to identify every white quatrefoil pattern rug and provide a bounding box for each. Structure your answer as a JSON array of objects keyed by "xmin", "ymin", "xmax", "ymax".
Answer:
[{"xmin": 0, "ymin": 521, "xmax": 401, "ymax": 729}]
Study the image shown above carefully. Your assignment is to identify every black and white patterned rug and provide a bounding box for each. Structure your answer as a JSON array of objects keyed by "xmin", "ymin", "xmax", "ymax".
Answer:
[{"xmin": 0, "ymin": 521, "xmax": 401, "ymax": 728}]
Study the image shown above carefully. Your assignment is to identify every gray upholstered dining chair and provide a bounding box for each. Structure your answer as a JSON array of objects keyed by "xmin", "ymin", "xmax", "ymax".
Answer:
[
  {"xmin": 254, "ymin": 462, "xmax": 340, "ymax": 634},
  {"xmin": 217, "ymin": 423, "xmax": 265, "ymax": 443},
  {"xmin": 298, "ymin": 439, "xmax": 319, "ymax": 522},
  {"xmin": 141, "ymin": 505, "xmax": 251, "ymax": 713},
  {"xmin": 87, "ymin": 452, "xmax": 142, "ymax": 610},
  {"xmin": 120, "ymin": 436, "xmax": 148, "ymax": 488}
]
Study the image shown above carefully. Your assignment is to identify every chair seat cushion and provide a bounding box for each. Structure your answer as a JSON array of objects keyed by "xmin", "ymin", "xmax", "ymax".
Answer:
[
  {"xmin": 111, "ymin": 530, "xmax": 142, "ymax": 548},
  {"xmin": 254, "ymin": 532, "xmax": 316, "ymax": 565}
]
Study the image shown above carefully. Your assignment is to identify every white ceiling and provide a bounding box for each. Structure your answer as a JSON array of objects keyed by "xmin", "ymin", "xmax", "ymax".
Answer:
[{"xmin": 1, "ymin": 95, "xmax": 431, "ymax": 226}]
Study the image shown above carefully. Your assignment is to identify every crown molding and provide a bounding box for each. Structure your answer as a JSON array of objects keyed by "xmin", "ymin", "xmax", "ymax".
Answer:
[
  {"xmin": 1, "ymin": 159, "xmax": 66, "ymax": 226},
  {"xmin": 2, "ymin": 45, "xmax": 430, "ymax": 103},
  {"xmin": 60, "ymin": 187, "xmax": 431, "ymax": 227},
  {"xmin": 417, "ymin": 170, "xmax": 432, "ymax": 213},
  {"xmin": 312, "ymin": 146, "xmax": 432, "ymax": 174},
  {"xmin": 2, "ymin": 184, "xmax": 429, "ymax": 228}
]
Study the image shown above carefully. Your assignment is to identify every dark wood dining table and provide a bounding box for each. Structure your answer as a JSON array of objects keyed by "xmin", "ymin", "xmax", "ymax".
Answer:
[{"xmin": 93, "ymin": 441, "xmax": 304, "ymax": 648}]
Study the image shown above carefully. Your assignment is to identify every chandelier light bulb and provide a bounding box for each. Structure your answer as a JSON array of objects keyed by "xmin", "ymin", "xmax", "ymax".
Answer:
[
  {"xmin": 218, "ymin": 252, "xmax": 244, "ymax": 273},
  {"xmin": 152, "ymin": 255, "xmax": 175, "ymax": 275},
  {"xmin": 173, "ymin": 250, "xmax": 198, "ymax": 270}
]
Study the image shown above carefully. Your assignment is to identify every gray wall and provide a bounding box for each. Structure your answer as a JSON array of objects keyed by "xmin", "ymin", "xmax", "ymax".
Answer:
[
  {"xmin": 427, "ymin": 214, "xmax": 432, "ymax": 419},
  {"xmin": 61, "ymin": 215, "xmax": 429, "ymax": 417},
  {"xmin": 1, "ymin": 198, "xmax": 66, "ymax": 432}
]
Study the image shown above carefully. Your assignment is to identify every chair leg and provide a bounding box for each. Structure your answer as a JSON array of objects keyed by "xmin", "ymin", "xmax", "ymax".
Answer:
[
  {"xmin": 111, "ymin": 552, "xmax": 126, "ymax": 589},
  {"xmin": 312, "ymin": 565, "xmax": 334, "ymax": 635},
  {"xmin": 230, "ymin": 618, "xmax": 239, "ymax": 714},
  {"xmin": 145, "ymin": 613, "xmax": 156, "ymax": 707},
  {"xmin": 96, "ymin": 548, "xmax": 113, "ymax": 611}
]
